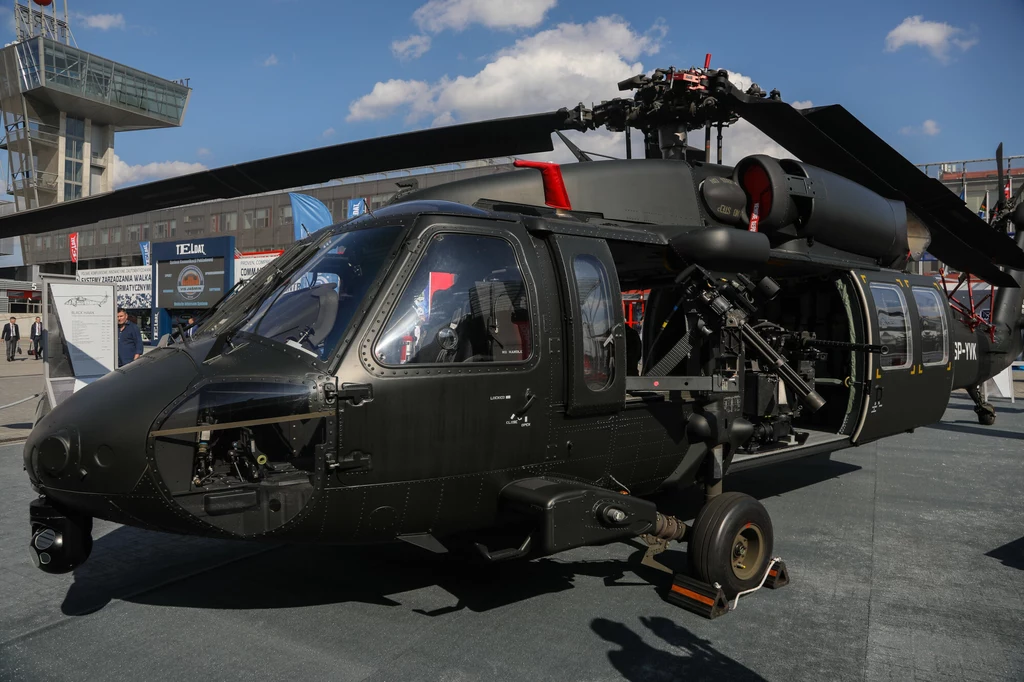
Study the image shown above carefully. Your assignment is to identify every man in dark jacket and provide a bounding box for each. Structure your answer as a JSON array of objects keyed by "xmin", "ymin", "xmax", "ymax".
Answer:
[
  {"xmin": 30, "ymin": 316, "xmax": 43, "ymax": 360},
  {"xmin": 117, "ymin": 308, "xmax": 143, "ymax": 367},
  {"xmin": 2, "ymin": 317, "xmax": 19, "ymax": 361}
]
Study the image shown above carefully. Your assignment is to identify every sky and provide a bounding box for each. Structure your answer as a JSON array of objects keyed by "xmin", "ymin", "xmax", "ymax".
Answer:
[{"xmin": 2, "ymin": 0, "xmax": 1022, "ymax": 188}]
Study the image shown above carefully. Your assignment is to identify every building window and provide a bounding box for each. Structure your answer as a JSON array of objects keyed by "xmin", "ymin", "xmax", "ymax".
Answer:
[
  {"xmin": 111, "ymin": 227, "xmax": 121, "ymax": 243},
  {"xmin": 154, "ymin": 221, "xmax": 168, "ymax": 239},
  {"xmin": 243, "ymin": 210, "xmax": 254, "ymax": 230},
  {"xmin": 99, "ymin": 228, "xmax": 109, "ymax": 245},
  {"xmin": 375, "ymin": 233, "xmax": 531, "ymax": 365},
  {"xmin": 64, "ymin": 116, "xmax": 85, "ymax": 200},
  {"xmin": 127, "ymin": 225, "xmax": 139, "ymax": 241},
  {"xmin": 44, "ymin": 235, "xmax": 52, "ymax": 249},
  {"xmin": 35, "ymin": 236, "xmax": 42, "ymax": 248},
  {"xmin": 141, "ymin": 224, "xmax": 150, "ymax": 241},
  {"xmin": 255, "ymin": 208, "xmax": 270, "ymax": 230},
  {"xmin": 279, "ymin": 205, "xmax": 293, "ymax": 228}
]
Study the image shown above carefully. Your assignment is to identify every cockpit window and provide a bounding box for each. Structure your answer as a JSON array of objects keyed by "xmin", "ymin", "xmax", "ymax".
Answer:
[
  {"xmin": 375, "ymin": 233, "xmax": 531, "ymax": 365},
  {"xmin": 237, "ymin": 226, "xmax": 400, "ymax": 360}
]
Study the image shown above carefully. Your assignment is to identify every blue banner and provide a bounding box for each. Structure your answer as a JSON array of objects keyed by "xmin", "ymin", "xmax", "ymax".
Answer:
[
  {"xmin": 346, "ymin": 198, "xmax": 367, "ymax": 219},
  {"xmin": 289, "ymin": 193, "xmax": 334, "ymax": 241},
  {"xmin": 140, "ymin": 241, "xmax": 150, "ymax": 265}
]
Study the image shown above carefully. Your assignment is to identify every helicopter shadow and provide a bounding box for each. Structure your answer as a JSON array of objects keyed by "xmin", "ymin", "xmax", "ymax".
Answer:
[
  {"xmin": 592, "ymin": 616, "xmax": 766, "ymax": 682},
  {"xmin": 986, "ymin": 535, "xmax": 1024, "ymax": 571},
  {"xmin": 60, "ymin": 455, "xmax": 859, "ymax": 617},
  {"xmin": 923, "ymin": 420, "xmax": 1024, "ymax": 441}
]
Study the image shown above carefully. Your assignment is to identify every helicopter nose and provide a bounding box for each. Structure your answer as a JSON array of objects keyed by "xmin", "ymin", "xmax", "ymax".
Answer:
[{"xmin": 24, "ymin": 348, "xmax": 199, "ymax": 496}]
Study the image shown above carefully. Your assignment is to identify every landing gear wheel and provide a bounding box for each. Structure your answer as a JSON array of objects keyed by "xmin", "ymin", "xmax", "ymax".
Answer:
[
  {"xmin": 688, "ymin": 492, "xmax": 773, "ymax": 598},
  {"xmin": 977, "ymin": 404, "xmax": 996, "ymax": 426}
]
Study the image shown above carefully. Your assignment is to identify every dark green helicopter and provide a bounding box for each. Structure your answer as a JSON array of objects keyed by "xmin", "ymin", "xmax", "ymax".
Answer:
[{"xmin": 8, "ymin": 62, "xmax": 1024, "ymax": 603}]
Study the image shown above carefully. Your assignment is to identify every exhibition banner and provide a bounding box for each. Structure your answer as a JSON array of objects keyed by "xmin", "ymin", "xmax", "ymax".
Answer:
[
  {"xmin": 78, "ymin": 266, "xmax": 152, "ymax": 309},
  {"xmin": 289, "ymin": 193, "xmax": 333, "ymax": 241}
]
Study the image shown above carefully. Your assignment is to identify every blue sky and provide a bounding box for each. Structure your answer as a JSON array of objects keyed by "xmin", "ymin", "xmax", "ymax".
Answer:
[{"xmin": 3, "ymin": 0, "xmax": 1022, "ymax": 185}]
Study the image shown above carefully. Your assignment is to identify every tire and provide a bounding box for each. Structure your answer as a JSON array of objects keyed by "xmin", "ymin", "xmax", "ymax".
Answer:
[{"xmin": 688, "ymin": 492, "xmax": 774, "ymax": 598}]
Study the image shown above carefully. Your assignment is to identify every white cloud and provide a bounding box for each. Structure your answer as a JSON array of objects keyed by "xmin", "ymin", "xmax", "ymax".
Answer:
[
  {"xmin": 196, "ymin": 147, "xmax": 212, "ymax": 157},
  {"xmin": 349, "ymin": 16, "xmax": 662, "ymax": 125},
  {"xmin": 412, "ymin": 0, "xmax": 556, "ymax": 33},
  {"xmin": 321, "ymin": 127, "xmax": 336, "ymax": 138},
  {"xmin": 347, "ymin": 79, "xmax": 433, "ymax": 122},
  {"xmin": 79, "ymin": 13, "xmax": 125, "ymax": 30},
  {"xmin": 112, "ymin": 155, "xmax": 207, "ymax": 188},
  {"xmin": 791, "ymin": 100, "xmax": 814, "ymax": 110},
  {"xmin": 899, "ymin": 119, "xmax": 941, "ymax": 136},
  {"xmin": 884, "ymin": 16, "xmax": 977, "ymax": 62},
  {"xmin": 392, "ymin": 34, "xmax": 432, "ymax": 60},
  {"xmin": 263, "ymin": 53, "xmax": 278, "ymax": 67}
]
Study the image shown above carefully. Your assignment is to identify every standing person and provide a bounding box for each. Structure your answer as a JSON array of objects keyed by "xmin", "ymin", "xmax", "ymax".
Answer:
[
  {"xmin": 30, "ymin": 316, "xmax": 43, "ymax": 360},
  {"xmin": 117, "ymin": 308, "xmax": 143, "ymax": 367},
  {"xmin": 2, "ymin": 317, "xmax": 19, "ymax": 362},
  {"xmin": 186, "ymin": 316, "xmax": 196, "ymax": 338}
]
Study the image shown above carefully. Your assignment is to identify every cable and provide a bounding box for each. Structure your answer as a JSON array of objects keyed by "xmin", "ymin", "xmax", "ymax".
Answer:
[{"xmin": 0, "ymin": 391, "xmax": 41, "ymax": 411}]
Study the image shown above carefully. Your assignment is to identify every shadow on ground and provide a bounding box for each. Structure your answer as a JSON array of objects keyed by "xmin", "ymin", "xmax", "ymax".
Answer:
[
  {"xmin": 593, "ymin": 616, "xmax": 766, "ymax": 682},
  {"xmin": 986, "ymin": 536, "xmax": 1024, "ymax": 571},
  {"xmin": 60, "ymin": 454, "xmax": 860, "ymax": 618},
  {"xmin": 924, "ymin": 421, "xmax": 1024, "ymax": 440}
]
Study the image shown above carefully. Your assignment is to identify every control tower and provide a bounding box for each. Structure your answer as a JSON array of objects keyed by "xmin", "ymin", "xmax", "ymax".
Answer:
[{"xmin": 0, "ymin": 0, "xmax": 190, "ymax": 212}]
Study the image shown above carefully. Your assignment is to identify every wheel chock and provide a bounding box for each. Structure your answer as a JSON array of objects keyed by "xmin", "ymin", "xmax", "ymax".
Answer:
[
  {"xmin": 665, "ymin": 573, "xmax": 730, "ymax": 619},
  {"xmin": 763, "ymin": 560, "xmax": 789, "ymax": 589}
]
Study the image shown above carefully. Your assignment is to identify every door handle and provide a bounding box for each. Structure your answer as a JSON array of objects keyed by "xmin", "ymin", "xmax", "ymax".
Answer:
[{"xmin": 515, "ymin": 389, "xmax": 536, "ymax": 418}]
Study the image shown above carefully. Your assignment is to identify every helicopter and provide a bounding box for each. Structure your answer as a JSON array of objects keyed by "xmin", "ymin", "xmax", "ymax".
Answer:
[{"xmin": 7, "ymin": 59, "xmax": 1024, "ymax": 606}]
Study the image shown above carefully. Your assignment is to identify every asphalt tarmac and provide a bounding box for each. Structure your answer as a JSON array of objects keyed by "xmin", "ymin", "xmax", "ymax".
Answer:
[{"xmin": 1, "ymin": 393, "xmax": 1022, "ymax": 682}]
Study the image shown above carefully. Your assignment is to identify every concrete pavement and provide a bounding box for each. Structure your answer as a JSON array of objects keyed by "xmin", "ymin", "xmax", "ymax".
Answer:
[{"xmin": 0, "ymin": 393, "xmax": 1021, "ymax": 681}]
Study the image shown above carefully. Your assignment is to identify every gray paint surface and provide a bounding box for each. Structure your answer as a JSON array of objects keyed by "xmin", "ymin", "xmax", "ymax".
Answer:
[{"xmin": 1, "ymin": 393, "xmax": 1022, "ymax": 681}]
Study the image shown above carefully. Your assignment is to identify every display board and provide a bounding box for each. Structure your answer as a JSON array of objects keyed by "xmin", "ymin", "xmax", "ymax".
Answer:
[
  {"xmin": 47, "ymin": 280, "xmax": 117, "ymax": 397},
  {"xmin": 156, "ymin": 256, "xmax": 226, "ymax": 309},
  {"xmin": 78, "ymin": 265, "xmax": 152, "ymax": 309}
]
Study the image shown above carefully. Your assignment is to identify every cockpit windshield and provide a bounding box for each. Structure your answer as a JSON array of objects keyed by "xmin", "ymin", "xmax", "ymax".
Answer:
[{"xmin": 226, "ymin": 225, "xmax": 400, "ymax": 361}]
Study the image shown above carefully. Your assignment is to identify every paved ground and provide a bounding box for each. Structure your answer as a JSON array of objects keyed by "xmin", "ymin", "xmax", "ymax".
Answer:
[
  {"xmin": 0, "ymin": 393, "xmax": 1022, "ymax": 682},
  {"xmin": 0, "ymin": 357, "xmax": 44, "ymax": 444}
]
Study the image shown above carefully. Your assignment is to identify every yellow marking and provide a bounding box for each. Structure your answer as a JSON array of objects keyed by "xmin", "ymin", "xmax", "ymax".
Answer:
[
  {"xmin": 860, "ymin": 274, "xmax": 867, "ymax": 283},
  {"xmin": 896, "ymin": 279, "xmax": 903, "ymax": 287},
  {"xmin": 947, "ymin": 362, "xmax": 952, "ymax": 371},
  {"xmin": 918, "ymin": 364, "xmax": 923, "ymax": 374},
  {"xmin": 875, "ymin": 368, "xmax": 882, "ymax": 379},
  {"xmin": 910, "ymin": 365, "xmax": 916, "ymax": 375},
  {"xmin": 904, "ymin": 279, "xmax": 911, "ymax": 287}
]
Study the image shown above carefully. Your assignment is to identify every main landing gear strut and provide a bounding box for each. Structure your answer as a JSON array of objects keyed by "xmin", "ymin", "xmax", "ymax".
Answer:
[{"xmin": 641, "ymin": 445, "xmax": 789, "ymax": 619}]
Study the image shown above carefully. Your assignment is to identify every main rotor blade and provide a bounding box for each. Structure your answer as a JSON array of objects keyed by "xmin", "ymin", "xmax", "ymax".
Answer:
[
  {"xmin": 720, "ymin": 86, "xmax": 1024, "ymax": 281},
  {"xmin": 0, "ymin": 111, "xmax": 568, "ymax": 239}
]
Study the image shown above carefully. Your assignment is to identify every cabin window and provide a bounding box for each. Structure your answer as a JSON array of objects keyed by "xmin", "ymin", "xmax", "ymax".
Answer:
[
  {"xmin": 869, "ymin": 283, "xmax": 912, "ymax": 370},
  {"xmin": 375, "ymin": 233, "xmax": 531, "ymax": 365},
  {"xmin": 912, "ymin": 287, "xmax": 948, "ymax": 366},
  {"xmin": 573, "ymin": 254, "xmax": 615, "ymax": 390}
]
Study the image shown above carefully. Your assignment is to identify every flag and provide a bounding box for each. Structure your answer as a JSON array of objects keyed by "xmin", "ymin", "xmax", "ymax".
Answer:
[
  {"xmin": 289, "ymin": 193, "xmax": 333, "ymax": 242},
  {"xmin": 69, "ymin": 232, "xmax": 79, "ymax": 263},
  {"xmin": 959, "ymin": 173, "xmax": 967, "ymax": 202},
  {"xmin": 346, "ymin": 198, "xmax": 367, "ymax": 219},
  {"xmin": 139, "ymin": 240, "xmax": 150, "ymax": 265},
  {"xmin": 979, "ymin": 191, "xmax": 989, "ymax": 221},
  {"xmin": 1007, "ymin": 176, "xmax": 1013, "ymax": 201}
]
